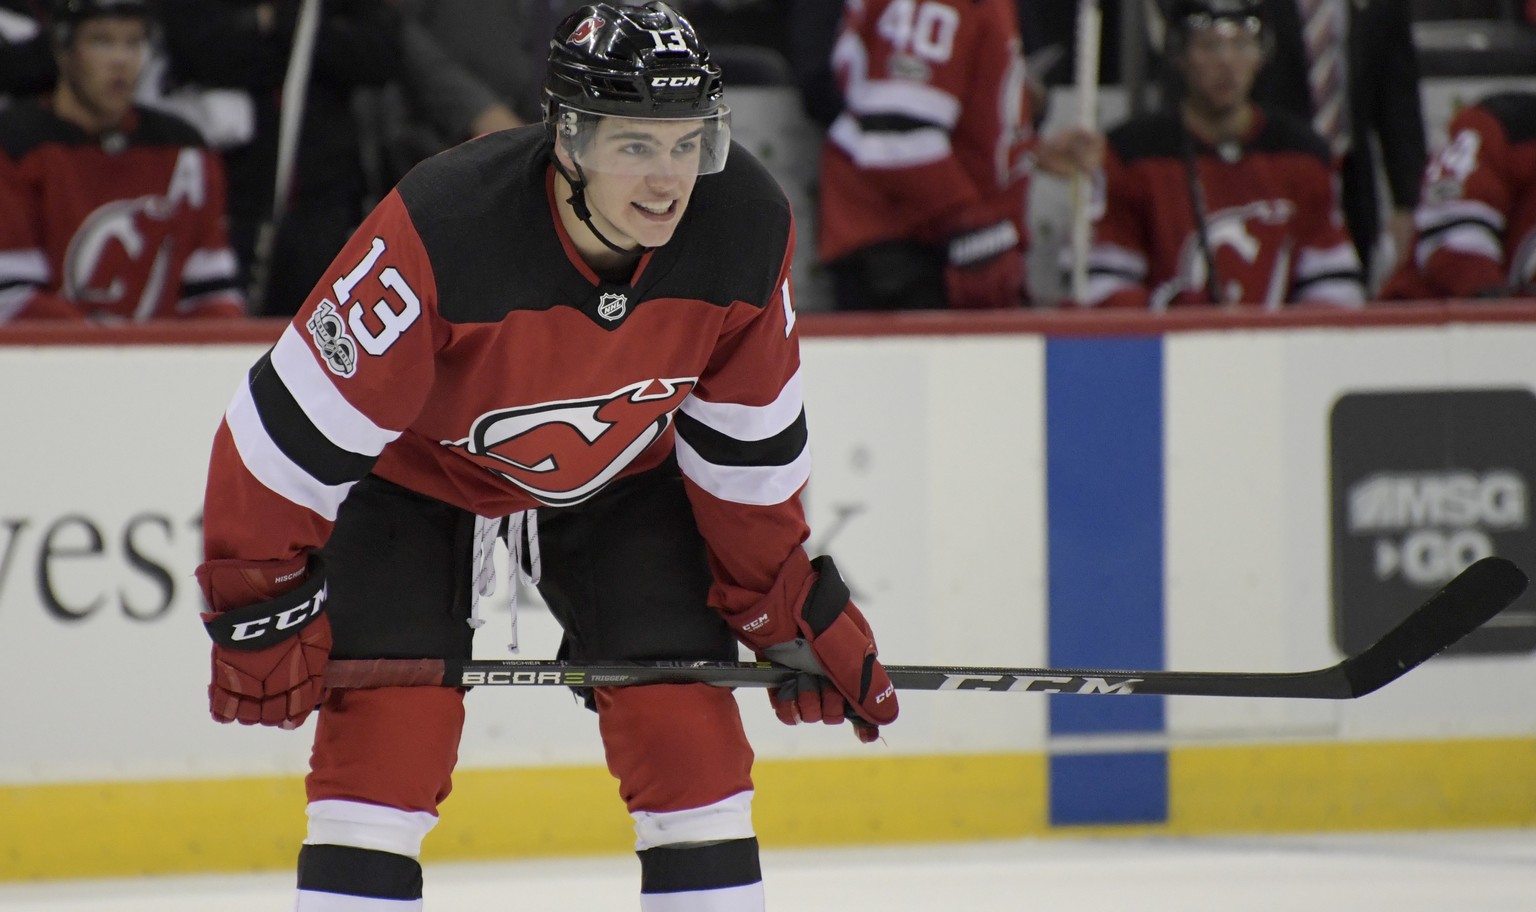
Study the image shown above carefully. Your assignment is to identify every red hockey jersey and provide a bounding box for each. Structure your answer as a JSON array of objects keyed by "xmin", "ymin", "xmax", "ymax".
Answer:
[
  {"xmin": 1083, "ymin": 107, "xmax": 1364, "ymax": 310},
  {"xmin": 202, "ymin": 127, "xmax": 812, "ymax": 619},
  {"xmin": 817, "ymin": 0, "xmax": 1032, "ymax": 264},
  {"xmin": 0, "ymin": 101, "xmax": 243, "ymax": 322},
  {"xmin": 1382, "ymin": 92, "xmax": 1536, "ymax": 300}
]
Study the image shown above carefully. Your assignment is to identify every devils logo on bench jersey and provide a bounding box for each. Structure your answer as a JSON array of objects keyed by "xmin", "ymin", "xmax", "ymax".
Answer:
[{"xmin": 446, "ymin": 378, "xmax": 697, "ymax": 506}]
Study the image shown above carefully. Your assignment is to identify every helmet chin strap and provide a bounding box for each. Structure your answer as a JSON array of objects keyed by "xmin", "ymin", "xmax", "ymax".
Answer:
[{"xmin": 552, "ymin": 154, "xmax": 647, "ymax": 257}]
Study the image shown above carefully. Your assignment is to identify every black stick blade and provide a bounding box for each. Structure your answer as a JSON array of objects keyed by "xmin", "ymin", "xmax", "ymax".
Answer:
[{"xmin": 1342, "ymin": 556, "xmax": 1528, "ymax": 698}]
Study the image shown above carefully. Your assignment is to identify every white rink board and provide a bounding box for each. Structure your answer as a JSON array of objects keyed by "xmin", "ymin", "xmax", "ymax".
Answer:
[
  {"xmin": 1163, "ymin": 325, "xmax": 1536, "ymax": 744},
  {"xmin": 1, "ymin": 323, "xmax": 1534, "ymax": 789},
  {"xmin": 0, "ymin": 335, "xmax": 1049, "ymax": 784}
]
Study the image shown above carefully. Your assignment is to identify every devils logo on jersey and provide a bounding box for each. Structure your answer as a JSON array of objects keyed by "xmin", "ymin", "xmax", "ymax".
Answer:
[
  {"xmin": 1159, "ymin": 199, "xmax": 1296, "ymax": 307},
  {"xmin": 63, "ymin": 194, "xmax": 179, "ymax": 314},
  {"xmin": 445, "ymin": 378, "xmax": 697, "ymax": 506}
]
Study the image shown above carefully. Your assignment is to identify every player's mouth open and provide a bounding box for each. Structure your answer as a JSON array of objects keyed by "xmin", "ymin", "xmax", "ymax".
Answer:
[{"xmin": 632, "ymin": 200, "xmax": 677, "ymax": 221}]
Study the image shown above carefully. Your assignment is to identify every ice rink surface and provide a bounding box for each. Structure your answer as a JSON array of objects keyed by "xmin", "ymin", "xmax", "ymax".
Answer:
[{"xmin": 3, "ymin": 829, "xmax": 1533, "ymax": 911}]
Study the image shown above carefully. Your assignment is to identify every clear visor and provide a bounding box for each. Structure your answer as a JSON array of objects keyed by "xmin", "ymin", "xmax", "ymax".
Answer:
[
  {"xmin": 555, "ymin": 102, "xmax": 732, "ymax": 178},
  {"xmin": 1182, "ymin": 16, "xmax": 1263, "ymax": 53}
]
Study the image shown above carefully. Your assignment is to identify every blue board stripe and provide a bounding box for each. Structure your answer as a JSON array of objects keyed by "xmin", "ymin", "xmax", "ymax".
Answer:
[
  {"xmin": 1049, "ymin": 752, "xmax": 1169, "ymax": 826},
  {"xmin": 1045, "ymin": 336, "xmax": 1167, "ymax": 825}
]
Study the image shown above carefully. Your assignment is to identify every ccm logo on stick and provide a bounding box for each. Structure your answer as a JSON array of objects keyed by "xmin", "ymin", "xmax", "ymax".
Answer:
[{"xmin": 937, "ymin": 674, "xmax": 1143, "ymax": 694}]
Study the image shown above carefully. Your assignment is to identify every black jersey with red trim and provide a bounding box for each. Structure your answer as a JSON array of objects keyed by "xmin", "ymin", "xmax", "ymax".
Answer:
[
  {"xmin": 0, "ymin": 100, "xmax": 244, "ymax": 322},
  {"xmin": 1083, "ymin": 106, "xmax": 1365, "ymax": 310},
  {"xmin": 203, "ymin": 125, "xmax": 812, "ymax": 614},
  {"xmin": 1383, "ymin": 92, "xmax": 1536, "ymax": 300}
]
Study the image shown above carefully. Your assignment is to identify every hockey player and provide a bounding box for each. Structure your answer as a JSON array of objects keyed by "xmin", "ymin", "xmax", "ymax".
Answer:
[
  {"xmin": 195, "ymin": 3, "xmax": 897, "ymax": 909},
  {"xmin": 0, "ymin": 0, "xmax": 244, "ymax": 322},
  {"xmin": 1080, "ymin": 0, "xmax": 1365, "ymax": 310},
  {"xmin": 816, "ymin": 0, "xmax": 1102, "ymax": 310},
  {"xmin": 1381, "ymin": 92, "xmax": 1536, "ymax": 301}
]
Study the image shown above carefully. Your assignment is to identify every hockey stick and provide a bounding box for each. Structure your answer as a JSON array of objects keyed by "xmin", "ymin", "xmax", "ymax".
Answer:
[
  {"xmin": 1067, "ymin": 0, "xmax": 1102, "ymax": 304},
  {"xmin": 324, "ymin": 556, "xmax": 1525, "ymax": 699},
  {"xmin": 246, "ymin": 0, "xmax": 322, "ymax": 312}
]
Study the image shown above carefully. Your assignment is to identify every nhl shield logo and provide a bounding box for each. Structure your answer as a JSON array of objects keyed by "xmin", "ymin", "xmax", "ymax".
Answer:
[{"xmin": 597, "ymin": 292, "xmax": 628, "ymax": 321}]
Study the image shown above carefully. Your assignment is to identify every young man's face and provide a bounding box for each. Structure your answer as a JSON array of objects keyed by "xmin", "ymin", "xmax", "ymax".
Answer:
[
  {"xmin": 57, "ymin": 17, "xmax": 148, "ymax": 127},
  {"xmin": 565, "ymin": 116, "xmax": 707, "ymax": 250},
  {"xmin": 1178, "ymin": 20, "xmax": 1264, "ymax": 118}
]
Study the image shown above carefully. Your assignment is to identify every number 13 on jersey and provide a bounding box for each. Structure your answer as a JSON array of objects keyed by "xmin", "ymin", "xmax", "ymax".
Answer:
[{"xmin": 331, "ymin": 237, "xmax": 422, "ymax": 357}]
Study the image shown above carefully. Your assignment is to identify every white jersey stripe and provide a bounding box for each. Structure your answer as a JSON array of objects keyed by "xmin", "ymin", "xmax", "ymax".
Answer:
[
  {"xmin": 1417, "ymin": 223, "xmax": 1503, "ymax": 266},
  {"xmin": 844, "ymin": 78, "xmax": 962, "ymax": 127},
  {"xmin": 181, "ymin": 247, "xmax": 241, "ymax": 283},
  {"xmin": 226, "ymin": 379, "xmax": 352, "ymax": 520},
  {"xmin": 1085, "ymin": 242, "xmax": 1148, "ymax": 278},
  {"xmin": 828, "ymin": 115, "xmax": 951, "ymax": 169},
  {"xmin": 679, "ymin": 369, "xmax": 803, "ymax": 442},
  {"xmin": 1415, "ymin": 198, "xmax": 1505, "ymax": 234},
  {"xmin": 271, "ymin": 324, "xmax": 401, "ymax": 456},
  {"xmin": 0, "ymin": 248, "xmax": 49, "ymax": 283},
  {"xmin": 675, "ymin": 435, "xmax": 811, "ymax": 507},
  {"xmin": 1293, "ymin": 277, "xmax": 1366, "ymax": 306},
  {"xmin": 1294, "ymin": 242, "xmax": 1362, "ymax": 280},
  {"xmin": 1081, "ymin": 273, "xmax": 1140, "ymax": 307}
]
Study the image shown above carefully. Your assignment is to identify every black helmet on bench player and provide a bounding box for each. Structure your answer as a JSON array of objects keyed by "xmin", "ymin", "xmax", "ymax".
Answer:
[
  {"xmin": 50, "ymin": 0, "xmax": 151, "ymax": 44},
  {"xmin": 543, "ymin": 1, "xmax": 731, "ymax": 177},
  {"xmin": 1163, "ymin": 0, "xmax": 1267, "ymax": 57}
]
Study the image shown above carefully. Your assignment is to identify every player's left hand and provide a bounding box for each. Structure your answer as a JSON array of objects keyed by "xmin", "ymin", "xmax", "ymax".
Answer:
[{"xmin": 721, "ymin": 555, "xmax": 897, "ymax": 743}]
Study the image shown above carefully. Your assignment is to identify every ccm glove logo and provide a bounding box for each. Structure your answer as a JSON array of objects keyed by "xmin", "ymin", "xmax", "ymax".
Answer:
[{"xmin": 204, "ymin": 573, "xmax": 328, "ymax": 651}]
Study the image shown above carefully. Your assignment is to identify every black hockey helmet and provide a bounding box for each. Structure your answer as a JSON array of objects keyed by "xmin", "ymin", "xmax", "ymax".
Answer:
[
  {"xmin": 51, "ymin": 0, "xmax": 152, "ymax": 44},
  {"xmin": 545, "ymin": 1, "xmax": 725, "ymax": 120},
  {"xmin": 1163, "ymin": 0, "xmax": 1266, "ymax": 56},
  {"xmin": 542, "ymin": 2, "xmax": 732, "ymax": 255},
  {"xmin": 544, "ymin": 3, "xmax": 729, "ymax": 172}
]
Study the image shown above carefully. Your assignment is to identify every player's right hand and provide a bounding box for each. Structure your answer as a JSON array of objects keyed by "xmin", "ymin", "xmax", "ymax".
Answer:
[{"xmin": 197, "ymin": 553, "xmax": 332, "ymax": 729}]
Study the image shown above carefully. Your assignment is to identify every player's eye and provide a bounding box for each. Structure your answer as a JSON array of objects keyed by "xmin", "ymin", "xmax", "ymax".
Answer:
[
  {"xmin": 619, "ymin": 142, "xmax": 656, "ymax": 157},
  {"xmin": 672, "ymin": 140, "xmax": 699, "ymax": 157}
]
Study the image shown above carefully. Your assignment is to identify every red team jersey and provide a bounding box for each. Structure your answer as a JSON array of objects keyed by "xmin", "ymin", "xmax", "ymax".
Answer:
[
  {"xmin": 0, "ymin": 100, "xmax": 244, "ymax": 322},
  {"xmin": 817, "ymin": 0, "xmax": 1032, "ymax": 263},
  {"xmin": 203, "ymin": 128, "xmax": 811, "ymax": 618},
  {"xmin": 1085, "ymin": 107, "xmax": 1364, "ymax": 309},
  {"xmin": 1383, "ymin": 92, "xmax": 1536, "ymax": 300}
]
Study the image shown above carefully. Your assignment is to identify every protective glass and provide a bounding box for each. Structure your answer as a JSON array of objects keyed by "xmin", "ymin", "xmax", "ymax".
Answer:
[{"xmin": 554, "ymin": 101, "xmax": 732, "ymax": 177}]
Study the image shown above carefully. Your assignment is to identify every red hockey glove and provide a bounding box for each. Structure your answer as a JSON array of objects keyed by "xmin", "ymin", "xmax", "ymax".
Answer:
[
  {"xmin": 945, "ymin": 219, "xmax": 1024, "ymax": 309},
  {"xmin": 198, "ymin": 553, "xmax": 331, "ymax": 729},
  {"xmin": 722, "ymin": 556, "xmax": 897, "ymax": 743}
]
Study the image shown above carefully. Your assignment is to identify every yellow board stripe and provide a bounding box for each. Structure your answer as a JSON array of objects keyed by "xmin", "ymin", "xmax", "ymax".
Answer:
[{"xmin": 3, "ymin": 739, "xmax": 1533, "ymax": 882}]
